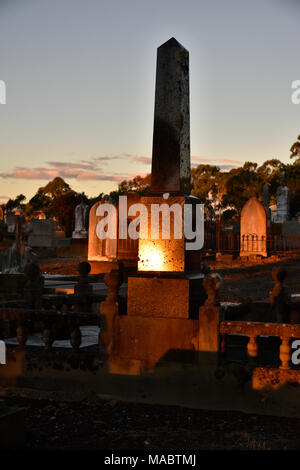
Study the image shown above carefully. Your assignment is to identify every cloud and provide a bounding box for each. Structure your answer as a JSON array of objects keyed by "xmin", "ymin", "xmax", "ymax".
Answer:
[
  {"xmin": 0, "ymin": 164, "xmax": 127, "ymax": 183},
  {"xmin": 132, "ymin": 156, "xmax": 151, "ymax": 165},
  {"xmin": 0, "ymin": 154, "xmax": 240, "ymax": 185},
  {"xmin": 0, "ymin": 153, "xmax": 153, "ymax": 184},
  {"xmin": 191, "ymin": 156, "xmax": 242, "ymax": 166}
]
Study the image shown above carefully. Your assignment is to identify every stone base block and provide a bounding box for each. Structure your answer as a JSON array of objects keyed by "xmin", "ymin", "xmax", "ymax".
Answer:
[
  {"xmin": 72, "ymin": 230, "xmax": 88, "ymax": 239},
  {"xmin": 127, "ymin": 274, "xmax": 205, "ymax": 319}
]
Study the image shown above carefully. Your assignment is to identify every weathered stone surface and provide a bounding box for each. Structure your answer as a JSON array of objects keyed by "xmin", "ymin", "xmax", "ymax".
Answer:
[
  {"xmin": 72, "ymin": 202, "xmax": 89, "ymax": 239},
  {"xmin": 127, "ymin": 275, "xmax": 205, "ymax": 319},
  {"xmin": 88, "ymin": 195, "xmax": 139, "ymax": 265},
  {"xmin": 240, "ymin": 197, "xmax": 267, "ymax": 257},
  {"xmin": 137, "ymin": 195, "xmax": 202, "ymax": 272},
  {"xmin": 138, "ymin": 195, "xmax": 185, "ymax": 272},
  {"xmin": 116, "ymin": 316, "xmax": 199, "ymax": 367},
  {"xmin": 3, "ymin": 216, "xmax": 38, "ymax": 273},
  {"xmin": 88, "ymin": 201, "xmax": 117, "ymax": 262},
  {"xmin": 151, "ymin": 38, "xmax": 190, "ymax": 194},
  {"xmin": 273, "ymin": 171, "xmax": 290, "ymax": 223}
]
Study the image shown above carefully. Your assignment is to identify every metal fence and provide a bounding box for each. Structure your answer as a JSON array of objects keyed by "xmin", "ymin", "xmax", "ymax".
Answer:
[{"xmin": 203, "ymin": 229, "xmax": 300, "ymax": 254}]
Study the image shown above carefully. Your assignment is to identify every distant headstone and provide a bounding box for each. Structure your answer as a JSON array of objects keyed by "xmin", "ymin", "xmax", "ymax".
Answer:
[
  {"xmin": 6, "ymin": 214, "xmax": 25, "ymax": 233},
  {"xmin": 274, "ymin": 171, "xmax": 290, "ymax": 223},
  {"xmin": 240, "ymin": 197, "xmax": 267, "ymax": 257},
  {"xmin": 72, "ymin": 202, "xmax": 89, "ymax": 239},
  {"xmin": 28, "ymin": 219, "xmax": 57, "ymax": 248},
  {"xmin": 150, "ymin": 37, "xmax": 191, "ymax": 194},
  {"xmin": 2, "ymin": 216, "xmax": 38, "ymax": 274}
]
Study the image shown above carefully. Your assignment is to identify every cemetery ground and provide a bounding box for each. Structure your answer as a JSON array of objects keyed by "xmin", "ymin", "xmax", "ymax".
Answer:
[
  {"xmin": 1, "ymin": 254, "xmax": 300, "ymax": 450},
  {"xmin": 2, "ymin": 389, "xmax": 300, "ymax": 450},
  {"xmin": 37, "ymin": 253, "xmax": 300, "ymax": 302}
]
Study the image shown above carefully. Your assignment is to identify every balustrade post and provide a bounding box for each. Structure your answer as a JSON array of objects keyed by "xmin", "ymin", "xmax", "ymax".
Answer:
[
  {"xmin": 16, "ymin": 321, "xmax": 28, "ymax": 348},
  {"xmin": 247, "ymin": 334, "xmax": 258, "ymax": 360},
  {"xmin": 42, "ymin": 322, "xmax": 54, "ymax": 350},
  {"xmin": 70, "ymin": 323, "xmax": 82, "ymax": 351},
  {"xmin": 280, "ymin": 336, "xmax": 290, "ymax": 369}
]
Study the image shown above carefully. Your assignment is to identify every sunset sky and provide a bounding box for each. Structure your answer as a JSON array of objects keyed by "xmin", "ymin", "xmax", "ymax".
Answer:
[{"xmin": 0, "ymin": 0, "xmax": 299, "ymax": 203}]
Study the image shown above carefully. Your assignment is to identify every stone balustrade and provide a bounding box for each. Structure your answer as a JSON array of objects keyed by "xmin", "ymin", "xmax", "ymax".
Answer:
[
  {"xmin": 0, "ymin": 307, "xmax": 99, "ymax": 351},
  {"xmin": 220, "ymin": 320, "xmax": 300, "ymax": 369}
]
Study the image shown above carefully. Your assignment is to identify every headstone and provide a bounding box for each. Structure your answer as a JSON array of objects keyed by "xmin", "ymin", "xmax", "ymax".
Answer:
[
  {"xmin": 72, "ymin": 202, "xmax": 89, "ymax": 239},
  {"xmin": 2, "ymin": 216, "xmax": 38, "ymax": 274},
  {"xmin": 138, "ymin": 38, "xmax": 202, "ymax": 273},
  {"xmin": 27, "ymin": 219, "xmax": 57, "ymax": 248},
  {"xmin": 6, "ymin": 214, "xmax": 25, "ymax": 234},
  {"xmin": 88, "ymin": 200, "xmax": 117, "ymax": 261},
  {"xmin": 274, "ymin": 171, "xmax": 290, "ymax": 223},
  {"xmin": 240, "ymin": 197, "xmax": 267, "ymax": 257},
  {"xmin": 151, "ymin": 37, "xmax": 190, "ymax": 194}
]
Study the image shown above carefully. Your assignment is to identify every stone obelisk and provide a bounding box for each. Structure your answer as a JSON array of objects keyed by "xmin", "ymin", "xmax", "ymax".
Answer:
[{"xmin": 151, "ymin": 38, "xmax": 191, "ymax": 194}]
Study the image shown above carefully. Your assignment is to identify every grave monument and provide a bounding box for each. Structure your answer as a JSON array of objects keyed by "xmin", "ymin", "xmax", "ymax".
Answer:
[
  {"xmin": 72, "ymin": 201, "xmax": 89, "ymax": 239},
  {"xmin": 240, "ymin": 197, "xmax": 268, "ymax": 257},
  {"xmin": 274, "ymin": 170, "xmax": 290, "ymax": 223},
  {"xmin": 101, "ymin": 38, "xmax": 206, "ymax": 374}
]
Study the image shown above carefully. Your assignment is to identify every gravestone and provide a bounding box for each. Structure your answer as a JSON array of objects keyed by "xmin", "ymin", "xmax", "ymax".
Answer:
[
  {"xmin": 88, "ymin": 200, "xmax": 117, "ymax": 262},
  {"xmin": 88, "ymin": 195, "xmax": 139, "ymax": 270},
  {"xmin": 28, "ymin": 219, "xmax": 57, "ymax": 248},
  {"xmin": 6, "ymin": 214, "xmax": 25, "ymax": 234},
  {"xmin": 72, "ymin": 202, "xmax": 89, "ymax": 239},
  {"xmin": 2, "ymin": 215, "xmax": 38, "ymax": 274},
  {"xmin": 274, "ymin": 171, "xmax": 290, "ymax": 223},
  {"xmin": 138, "ymin": 38, "xmax": 201, "ymax": 273},
  {"xmin": 240, "ymin": 197, "xmax": 267, "ymax": 257},
  {"xmin": 151, "ymin": 38, "xmax": 190, "ymax": 194},
  {"xmin": 127, "ymin": 37, "xmax": 205, "ymax": 323}
]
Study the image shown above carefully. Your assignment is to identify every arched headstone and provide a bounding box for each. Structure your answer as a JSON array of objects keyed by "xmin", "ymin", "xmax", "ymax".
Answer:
[
  {"xmin": 72, "ymin": 202, "xmax": 89, "ymax": 238},
  {"xmin": 88, "ymin": 200, "xmax": 117, "ymax": 261},
  {"xmin": 240, "ymin": 197, "xmax": 267, "ymax": 257}
]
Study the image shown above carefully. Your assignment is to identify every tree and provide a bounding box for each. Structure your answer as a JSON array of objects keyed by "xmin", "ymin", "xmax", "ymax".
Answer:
[
  {"xmin": 40, "ymin": 177, "xmax": 71, "ymax": 198},
  {"xmin": 50, "ymin": 191, "xmax": 84, "ymax": 237},
  {"xmin": 118, "ymin": 174, "xmax": 151, "ymax": 194},
  {"xmin": 223, "ymin": 162, "xmax": 264, "ymax": 214},
  {"xmin": 5, "ymin": 194, "xmax": 26, "ymax": 213},
  {"xmin": 25, "ymin": 177, "xmax": 82, "ymax": 236},
  {"xmin": 26, "ymin": 190, "xmax": 51, "ymax": 218}
]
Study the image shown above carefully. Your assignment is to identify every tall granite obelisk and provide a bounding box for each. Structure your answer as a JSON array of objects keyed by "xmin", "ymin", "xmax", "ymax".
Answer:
[
  {"xmin": 127, "ymin": 37, "xmax": 204, "ymax": 322},
  {"xmin": 151, "ymin": 38, "xmax": 191, "ymax": 194}
]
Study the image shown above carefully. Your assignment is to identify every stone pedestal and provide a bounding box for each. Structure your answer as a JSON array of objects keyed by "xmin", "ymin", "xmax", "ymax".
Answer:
[
  {"xmin": 127, "ymin": 273, "xmax": 205, "ymax": 319},
  {"xmin": 138, "ymin": 194, "xmax": 202, "ymax": 272},
  {"xmin": 72, "ymin": 229, "xmax": 88, "ymax": 239}
]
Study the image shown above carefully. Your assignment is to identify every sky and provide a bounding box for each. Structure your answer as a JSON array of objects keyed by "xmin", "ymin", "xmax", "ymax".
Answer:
[{"xmin": 0, "ymin": 0, "xmax": 299, "ymax": 203}]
